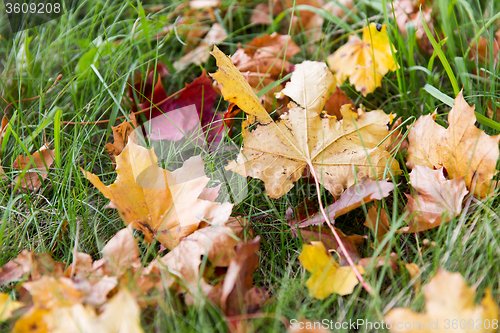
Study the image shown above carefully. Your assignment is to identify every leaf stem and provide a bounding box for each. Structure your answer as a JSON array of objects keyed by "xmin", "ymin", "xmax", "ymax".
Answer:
[{"xmin": 306, "ymin": 161, "xmax": 372, "ymax": 294}]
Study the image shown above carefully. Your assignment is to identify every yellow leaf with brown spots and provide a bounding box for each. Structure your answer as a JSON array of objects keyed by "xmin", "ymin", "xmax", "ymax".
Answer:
[{"xmin": 327, "ymin": 23, "xmax": 397, "ymax": 96}]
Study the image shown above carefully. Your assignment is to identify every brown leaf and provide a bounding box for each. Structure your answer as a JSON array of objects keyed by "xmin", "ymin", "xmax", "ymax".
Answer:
[
  {"xmin": 153, "ymin": 217, "xmax": 243, "ymax": 294},
  {"xmin": 406, "ymin": 91, "xmax": 500, "ymax": 198},
  {"xmin": 231, "ymin": 33, "xmax": 299, "ymax": 113},
  {"xmin": 295, "ymin": 178, "xmax": 394, "ymax": 227},
  {"xmin": 221, "ymin": 237, "xmax": 261, "ymax": 316},
  {"xmin": 323, "ymin": 87, "xmax": 355, "ymax": 119},
  {"xmin": 104, "ymin": 114, "xmax": 137, "ymax": 165},
  {"xmin": 101, "ymin": 227, "xmax": 141, "ymax": 277},
  {"xmin": 364, "ymin": 205, "xmax": 390, "ymax": 247},
  {"xmin": 0, "ymin": 250, "xmax": 64, "ymax": 285},
  {"xmin": 13, "ymin": 144, "xmax": 55, "ymax": 192},
  {"xmin": 389, "ymin": 0, "xmax": 434, "ymax": 54},
  {"xmin": 83, "ymin": 142, "xmax": 233, "ymax": 249},
  {"xmin": 400, "ymin": 166, "xmax": 468, "ymax": 233}
]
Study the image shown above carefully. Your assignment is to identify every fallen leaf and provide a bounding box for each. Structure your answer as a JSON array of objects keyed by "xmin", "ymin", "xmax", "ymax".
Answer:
[
  {"xmin": 100, "ymin": 227, "xmax": 141, "ymax": 277},
  {"xmin": 404, "ymin": 262, "xmax": 421, "ymax": 292},
  {"xmin": 280, "ymin": 61, "xmax": 336, "ymax": 112},
  {"xmin": 231, "ymin": 33, "xmax": 300, "ymax": 112},
  {"xmin": 13, "ymin": 144, "xmax": 55, "ymax": 192},
  {"xmin": 0, "ymin": 250, "xmax": 64, "ymax": 284},
  {"xmin": 291, "ymin": 226, "xmax": 365, "ymax": 265},
  {"xmin": 406, "ymin": 91, "xmax": 499, "ymax": 198},
  {"xmin": 138, "ymin": 70, "xmax": 222, "ymax": 146},
  {"xmin": 153, "ymin": 217, "xmax": 243, "ymax": 294},
  {"xmin": 323, "ymin": 87, "xmax": 355, "ymax": 119},
  {"xmin": 83, "ymin": 141, "xmax": 233, "ymax": 249},
  {"xmin": 22, "ymin": 276, "xmax": 82, "ymax": 309},
  {"xmin": 104, "ymin": 113, "xmax": 137, "ymax": 165},
  {"xmin": 221, "ymin": 237, "xmax": 261, "ymax": 316},
  {"xmin": 327, "ymin": 23, "xmax": 398, "ymax": 96},
  {"xmin": 175, "ymin": 23, "xmax": 227, "ymax": 70},
  {"xmin": 389, "ymin": 0, "xmax": 434, "ymax": 54},
  {"xmin": 0, "ymin": 292, "xmax": 24, "ymax": 321},
  {"xmin": 384, "ymin": 269, "xmax": 499, "ymax": 333},
  {"xmin": 299, "ymin": 241, "xmax": 364, "ymax": 299},
  {"xmin": 296, "ymin": 178, "xmax": 394, "ymax": 227},
  {"xmin": 323, "ymin": 0, "xmax": 356, "ymax": 22},
  {"xmin": 364, "ymin": 205, "xmax": 390, "ymax": 247},
  {"xmin": 212, "ymin": 47, "xmax": 399, "ymax": 198},
  {"xmin": 400, "ymin": 166, "xmax": 468, "ymax": 233}
]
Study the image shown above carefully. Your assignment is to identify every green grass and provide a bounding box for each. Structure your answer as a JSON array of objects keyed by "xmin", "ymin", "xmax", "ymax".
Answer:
[{"xmin": 1, "ymin": 0, "xmax": 500, "ymax": 332}]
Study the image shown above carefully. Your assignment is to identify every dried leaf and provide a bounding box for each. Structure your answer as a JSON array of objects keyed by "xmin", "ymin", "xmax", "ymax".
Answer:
[
  {"xmin": 0, "ymin": 250, "xmax": 64, "ymax": 284},
  {"xmin": 327, "ymin": 23, "xmax": 397, "ymax": 96},
  {"xmin": 297, "ymin": 178, "xmax": 394, "ymax": 227},
  {"xmin": 389, "ymin": 0, "xmax": 434, "ymax": 53},
  {"xmin": 384, "ymin": 269, "xmax": 499, "ymax": 333},
  {"xmin": 280, "ymin": 61, "xmax": 336, "ymax": 113},
  {"xmin": 400, "ymin": 166, "xmax": 468, "ymax": 233},
  {"xmin": 138, "ymin": 70, "xmax": 222, "ymax": 145},
  {"xmin": 213, "ymin": 48, "xmax": 399, "ymax": 198},
  {"xmin": 404, "ymin": 262, "xmax": 421, "ymax": 292},
  {"xmin": 364, "ymin": 205, "xmax": 390, "ymax": 246},
  {"xmin": 406, "ymin": 91, "xmax": 499, "ymax": 198},
  {"xmin": 101, "ymin": 228, "xmax": 141, "ymax": 277},
  {"xmin": 104, "ymin": 114, "xmax": 137, "ymax": 165},
  {"xmin": 323, "ymin": 87, "xmax": 355, "ymax": 119},
  {"xmin": 13, "ymin": 144, "xmax": 55, "ymax": 192},
  {"xmin": 299, "ymin": 242, "xmax": 364, "ymax": 299},
  {"xmin": 175, "ymin": 23, "xmax": 227, "ymax": 69},
  {"xmin": 221, "ymin": 237, "xmax": 261, "ymax": 316},
  {"xmin": 83, "ymin": 142, "xmax": 233, "ymax": 249}
]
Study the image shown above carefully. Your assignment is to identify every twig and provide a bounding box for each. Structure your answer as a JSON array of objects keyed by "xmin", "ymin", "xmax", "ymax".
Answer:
[
  {"xmin": 62, "ymin": 85, "xmax": 187, "ymax": 125},
  {"xmin": 3, "ymin": 74, "xmax": 63, "ymax": 114},
  {"xmin": 306, "ymin": 161, "xmax": 372, "ymax": 294}
]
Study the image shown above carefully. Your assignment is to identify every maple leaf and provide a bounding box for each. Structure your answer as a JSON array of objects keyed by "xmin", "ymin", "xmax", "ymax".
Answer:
[
  {"xmin": 400, "ymin": 165, "xmax": 468, "ymax": 233},
  {"xmin": 211, "ymin": 46, "xmax": 399, "ymax": 198},
  {"xmin": 0, "ymin": 250, "xmax": 64, "ymax": 284},
  {"xmin": 384, "ymin": 269, "xmax": 499, "ymax": 333},
  {"xmin": 406, "ymin": 91, "xmax": 500, "ymax": 198},
  {"xmin": 83, "ymin": 140, "xmax": 233, "ymax": 249},
  {"xmin": 12, "ymin": 144, "xmax": 55, "ymax": 192},
  {"xmin": 469, "ymin": 30, "xmax": 500, "ymax": 65},
  {"xmin": 230, "ymin": 32, "xmax": 300, "ymax": 112},
  {"xmin": 152, "ymin": 217, "xmax": 243, "ymax": 295},
  {"xmin": 299, "ymin": 241, "xmax": 364, "ymax": 299},
  {"xmin": 327, "ymin": 23, "xmax": 398, "ymax": 96},
  {"xmin": 138, "ymin": 70, "xmax": 222, "ymax": 146}
]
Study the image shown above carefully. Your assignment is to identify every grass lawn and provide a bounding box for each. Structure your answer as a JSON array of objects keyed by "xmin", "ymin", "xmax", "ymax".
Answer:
[{"xmin": 1, "ymin": 0, "xmax": 500, "ymax": 332}]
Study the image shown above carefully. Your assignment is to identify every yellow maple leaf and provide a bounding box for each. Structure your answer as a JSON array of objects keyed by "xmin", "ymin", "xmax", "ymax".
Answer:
[
  {"xmin": 384, "ymin": 269, "xmax": 499, "ymax": 333},
  {"xmin": 406, "ymin": 91, "xmax": 500, "ymax": 198},
  {"xmin": 211, "ymin": 46, "xmax": 399, "ymax": 199},
  {"xmin": 82, "ymin": 140, "xmax": 233, "ymax": 249},
  {"xmin": 299, "ymin": 241, "xmax": 364, "ymax": 299},
  {"xmin": 0, "ymin": 292, "xmax": 24, "ymax": 321},
  {"xmin": 327, "ymin": 23, "xmax": 397, "ymax": 96}
]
